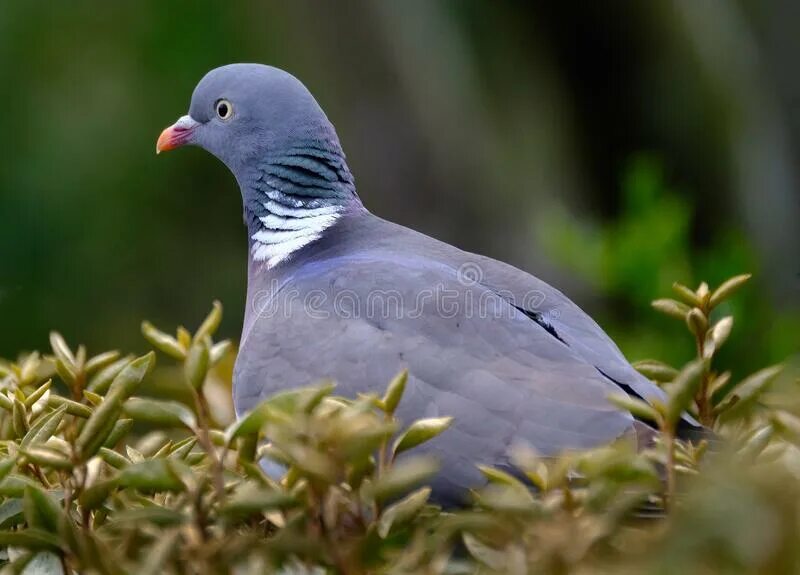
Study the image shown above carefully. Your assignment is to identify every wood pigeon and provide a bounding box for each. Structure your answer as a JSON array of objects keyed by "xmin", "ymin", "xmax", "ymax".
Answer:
[{"xmin": 157, "ymin": 64, "xmax": 702, "ymax": 504}]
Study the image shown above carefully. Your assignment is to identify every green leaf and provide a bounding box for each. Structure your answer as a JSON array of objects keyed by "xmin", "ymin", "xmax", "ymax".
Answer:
[
  {"xmin": 709, "ymin": 371, "xmax": 733, "ymax": 404},
  {"xmin": 105, "ymin": 352, "xmax": 155, "ymax": 401},
  {"xmin": 177, "ymin": 326, "xmax": 192, "ymax": 349},
  {"xmin": 0, "ymin": 458, "xmax": 16, "ymax": 482},
  {"xmin": 339, "ymin": 421, "xmax": 397, "ymax": 461},
  {"xmin": 82, "ymin": 390, "xmax": 103, "ymax": 407},
  {"xmin": 476, "ymin": 465, "xmax": 529, "ymax": 491},
  {"xmin": 79, "ymin": 478, "xmax": 119, "ymax": 510},
  {"xmin": 365, "ymin": 456, "xmax": 439, "ymax": 503},
  {"xmin": 377, "ymin": 487, "xmax": 431, "ymax": 537},
  {"xmin": 75, "ymin": 405, "xmax": 123, "ymax": 461},
  {"xmin": 23, "ymin": 379, "xmax": 51, "ymax": 408},
  {"xmin": 770, "ymin": 412, "xmax": 800, "ymax": 448},
  {"xmin": 0, "ymin": 474, "xmax": 39, "ymax": 497},
  {"xmin": 99, "ymin": 447, "xmax": 130, "ymax": 470},
  {"xmin": 463, "ymin": 532, "xmax": 506, "ymax": 570},
  {"xmin": 716, "ymin": 365, "xmax": 784, "ymax": 420},
  {"xmin": 392, "ymin": 417, "xmax": 453, "ymax": 457},
  {"xmin": 704, "ymin": 316, "xmax": 733, "ymax": 358},
  {"xmin": 474, "ymin": 483, "xmax": 537, "ymax": 514},
  {"xmin": 220, "ymin": 484, "xmax": 297, "ymax": 520},
  {"xmin": 224, "ymin": 402, "xmax": 277, "ymax": 445},
  {"xmin": 195, "ymin": 300, "xmax": 223, "ymax": 341},
  {"xmin": 49, "ymin": 332, "xmax": 77, "ymax": 372},
  {"xmin": 382, "ymin": 369, "xmax": 408, "ymax": 414},
  {"xmin": 142, "ymin": 321, "xmax": 186, "ymax": 360},
  {"xmin": 282, "ymin": 444, "xmax": 338, "ymax": 483},
  {"xmin": 76, "ymin": 353, "xmax": 154, "ymax": 460},
  {"xmin": 21, "ymin": 404, "xmax": 67, "ymax": 447},
  {"xmin": 709, "ymin": 274, "xmax": 751, "ymax": 309},
  {"xmin": 46, "ymin": 396, "xmax": 92, "ymax": 418},
  {"xmin": 20, "ymin": 447, "xmax": 73, "ymax": 471},
  {"xmin": 108, "ymin": 505, "xmax": 187, "ymax": 527},
  {"xmin": 738, "ymin": 425, "xmax": 774, "ymax": 461},
  {"xmin": 0, "ymin": 391, "xmax": 12, "ymax": 411},
  {"xmin": 18, "ymin": 352, "xmax": 41, "ymax": 386},
  {"xmin": 685, "ymin": 307, "xmax": 708, "ymax": 339},
  {"xmin": 664, "ymin": 360, "xmax": 705, "ymax": 426},
  {"xmin": 123, "ymin": 397, "xmax": 196, "ymax": 429},
  {"xmin": 103, "ymin": 419, "xmax": 134, "ymax": 448},
  {"xmin": 651, "ymin": 298, "xmax": 690, "ymax": 321},
  {"xmin": 151, "ymin": 440, "xmax": 174, "ymax": 459},
  {"xmin": 236, "ymin": 433, "xmax": 258, "ymax": 464},
  {"xmin": 13, "ymin": 396, "xmax": 29, "ymax": 436},
  {"xmin": 184, "ymin": 337, "xmax": 210, "ymax": 389},
  {"xmin": 23, "ymin": 485, "xmax": 64, "ymax": 533},
  {"xmin": 0, "ymin": 528, "xmax": 61, "ymax": 551},
  {"xmin": 168, "ymin": 437, "xmax": 198, "ymax": 461},
  {"xmin": 608, "ymin": 394, "xmax": 661, "ymax": 424},
  {"xmin": 633, "ymin": 359, "xmax": 679, "ymax": 382},
  {"xmin": 671, "ymin": 282, "xmax": 703, "ymax": 307},
  {"xmin": 210, "ymin": 340, "xmax": 232, "ymax": 365},
  {"xmin": 84, "ymin": 350, "xmax": 121, "ymax": 375},
  {"xmin": 86, "ymin": 356, "xmax": 133, "ymax": 394},
  {"xmin": 265, "ymin": 382, "xmax": 336, "ymax": 416},
  {"xmin": 118, "ymin": 460, "xmax": 186, "ymax": 492},
  {"xmin": 126, "ymin": 445, "xmax": 145, "ymax": 464}
]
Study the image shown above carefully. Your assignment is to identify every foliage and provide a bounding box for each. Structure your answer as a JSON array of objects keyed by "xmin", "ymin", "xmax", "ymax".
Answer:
[
  {"xmin": 0, "ymin": 278, "xmax": 798, "ymax": 574},
  {"xmin": 537, "ymin": 155, "xmax": 800, "ymax": 376}
]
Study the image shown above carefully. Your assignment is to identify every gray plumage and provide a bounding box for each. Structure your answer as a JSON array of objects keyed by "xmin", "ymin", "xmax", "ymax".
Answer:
[{"xmin": 160, "ymin": 63, "xmax": 702, "ymax": 504}]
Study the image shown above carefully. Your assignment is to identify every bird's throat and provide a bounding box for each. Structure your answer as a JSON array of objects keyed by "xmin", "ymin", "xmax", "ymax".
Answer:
[
  {"xmin": 241, "ymin": 147, "xmax": 360, "ymax": 269},
  {"xmin": 248, "ymin": 199, "xmax": 344, "ymax": 268}
]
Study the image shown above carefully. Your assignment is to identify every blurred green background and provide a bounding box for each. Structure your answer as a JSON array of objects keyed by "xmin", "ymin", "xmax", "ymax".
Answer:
[{"xmin": 1, "ymin": 1, "xmax": 798, "ymax": 377}]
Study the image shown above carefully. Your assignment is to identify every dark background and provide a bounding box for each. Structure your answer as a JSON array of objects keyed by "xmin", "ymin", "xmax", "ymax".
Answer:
[{"xmin": 1, "ymin": 1, "xmax": 798, "ymax": 377}]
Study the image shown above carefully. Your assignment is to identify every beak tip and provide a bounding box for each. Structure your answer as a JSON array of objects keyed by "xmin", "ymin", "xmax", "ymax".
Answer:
[{"xmin": 157, "ymin": 116, "xmax": 197, "ymax": 155}]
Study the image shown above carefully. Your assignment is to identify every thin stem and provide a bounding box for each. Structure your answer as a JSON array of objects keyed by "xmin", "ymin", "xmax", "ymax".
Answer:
[
  {"xmin": 693, "ymin": 314, "xmax": 714, "ymax": 427},
  {"xmin": 664, "ymin": 428, "xmax": 676, "ymax": 513},
  {"xmin": 191, "ymin": 387, "xmax": 226, "ymax": 503}
]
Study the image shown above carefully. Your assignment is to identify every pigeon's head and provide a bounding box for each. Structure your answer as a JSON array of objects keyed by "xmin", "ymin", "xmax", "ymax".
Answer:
[{"xmin": 157, "ymin": 63, "xmax": 341, "ymax": 177}]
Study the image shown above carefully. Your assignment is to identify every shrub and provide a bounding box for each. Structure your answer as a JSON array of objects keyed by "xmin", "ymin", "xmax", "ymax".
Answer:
[{"xmin": 0, "ymin": 276, "xmax": 797, "ymax": 574}]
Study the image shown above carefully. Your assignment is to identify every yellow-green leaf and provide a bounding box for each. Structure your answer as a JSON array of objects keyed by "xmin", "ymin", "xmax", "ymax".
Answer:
[
  {"xmin": 195, "ymin": 300, "xmax": 223, "ymax": 341},
  {"xmin": 382, "ymin": 369, "xmax": 408, "ymax": 415},
  {"xmin": 377, "ymin": 487, "xmax": 431, "ymax": 537},
  {"xmin": 184, "ymin": 338, "xmax": 210, "ymax": 389},
  {"xmin": 709, "ymin": 274, "xmax": 751, "ymax": 309},
  {"xmin": 123, "ymin": 397, "xmax": 196, "ymax": 429},
  {"xmin": 392, "ymin": 417, "xmax": 453, "ymax": 457},
  {"xmin": 608, "ymin": 394, "xmax": 661, "ymax": 424},
  {"xmin": 365, "ymin": 457, "xmax": 439, "ymax": 503},
  {"xmin": 142, "ymin": 321, "xmax": 186, "ymax": 360},
  {"xmin": 651, "ymin": 298, "xmax": 690, "ymax": 321}
]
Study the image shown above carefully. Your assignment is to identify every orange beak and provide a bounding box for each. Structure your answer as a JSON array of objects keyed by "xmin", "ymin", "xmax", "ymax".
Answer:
[{"xmin": 156, "ymin": 115, "xmax": 199, "ymax": 154}]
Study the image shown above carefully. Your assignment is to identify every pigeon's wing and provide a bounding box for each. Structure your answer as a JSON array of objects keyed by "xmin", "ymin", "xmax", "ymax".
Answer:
[
  {"xmin": 369, "ymin": 217, "xmax": 703, "ymax": 434},
  {"xmin": 459, "ymin": 251, "xmax": 703, "ymax": 433},
  {"xmin": 235, "ymin": 253, "xmax": 639, "ymax": 503}
]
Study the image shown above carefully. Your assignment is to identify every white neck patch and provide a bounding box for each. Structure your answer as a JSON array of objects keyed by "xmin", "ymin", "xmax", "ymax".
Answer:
[{"xmin": 251, "ymin": 201, "xmax": 343, "ymax": 268}]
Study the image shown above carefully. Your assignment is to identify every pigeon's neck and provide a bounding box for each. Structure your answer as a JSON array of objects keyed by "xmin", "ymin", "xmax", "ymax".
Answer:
[{"xmin": 240, "ymin": 145, "xmax": 362, "ymax": 270}]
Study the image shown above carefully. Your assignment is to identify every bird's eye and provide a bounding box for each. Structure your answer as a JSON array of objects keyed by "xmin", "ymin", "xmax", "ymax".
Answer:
[{"xmin": 215, "ymin": 99, "xmax": 233, "ymax": 120}]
